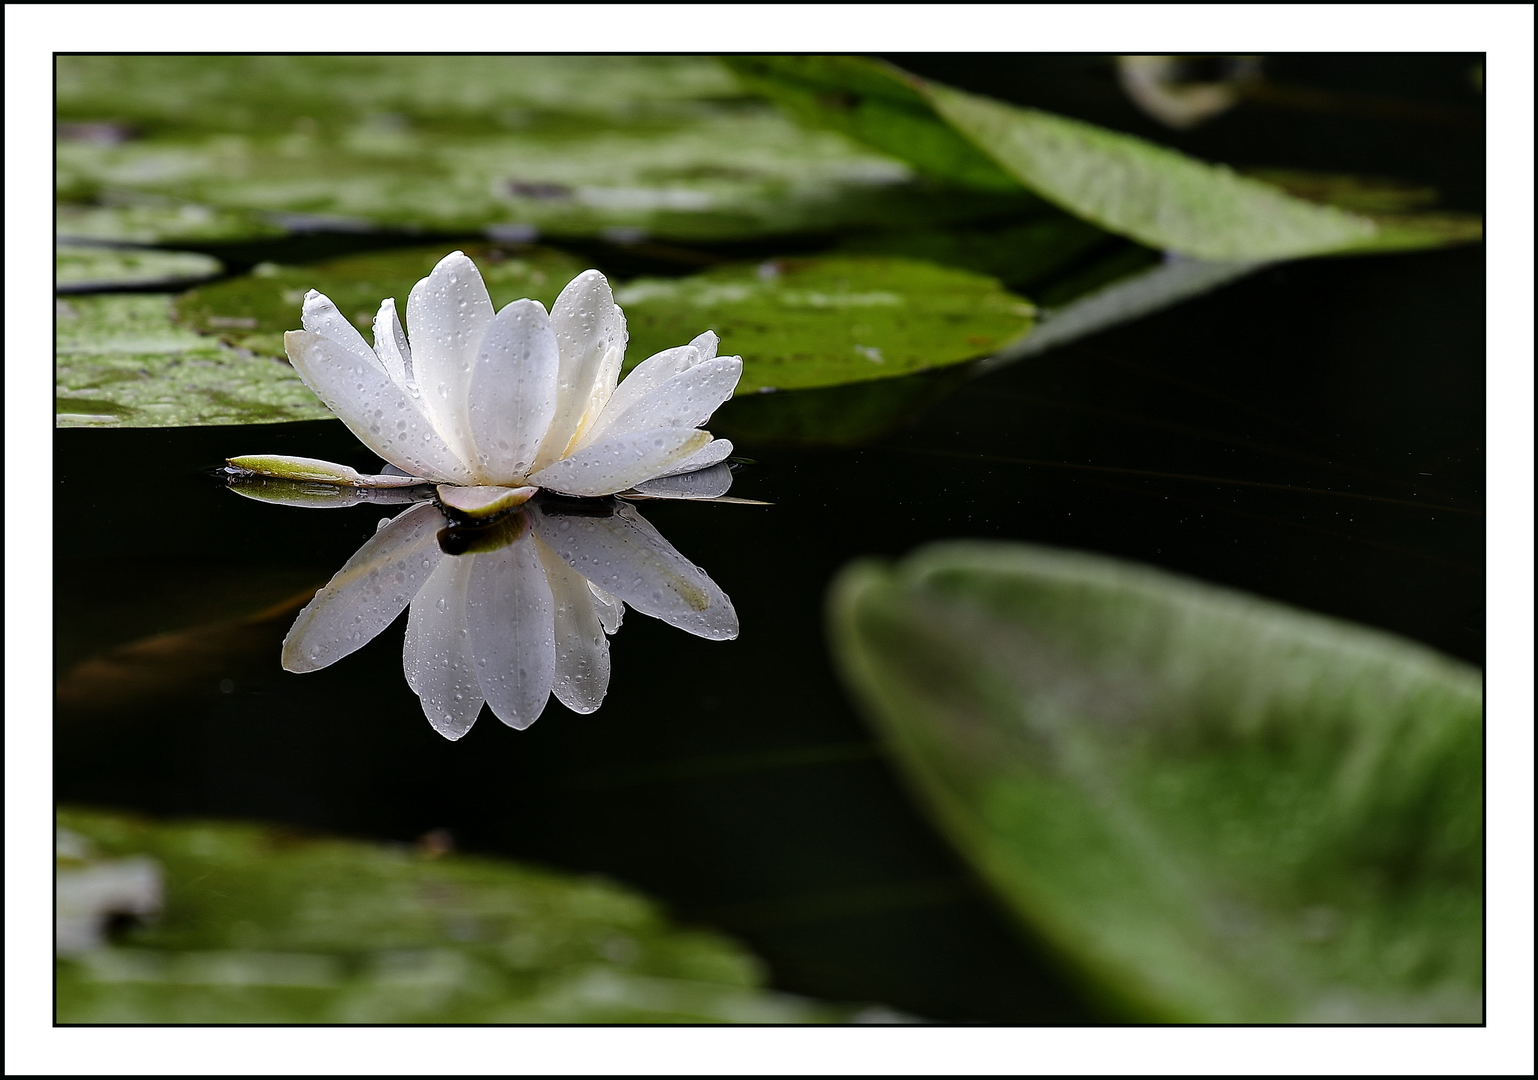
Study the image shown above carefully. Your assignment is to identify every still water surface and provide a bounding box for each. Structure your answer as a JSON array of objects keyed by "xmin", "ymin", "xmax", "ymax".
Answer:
[{"xmin": 55, "ymin": 240, "xmax": 1481, "ymax": 1021}]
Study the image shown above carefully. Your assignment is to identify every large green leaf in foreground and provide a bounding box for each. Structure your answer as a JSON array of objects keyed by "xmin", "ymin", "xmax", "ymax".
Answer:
[
  {"xmin": 828, "ymin": 542, "xmax": 1482, "ymax": 1022},
  {"xmin": 727, "ymin": 57, "xmax": 1482, "ymax": 260},
  {"xmin": 56, "ymin": 55, "xmax": 1028, "ymax": 244},
  {"xmin": 179, "ymin": 248, "xmax": 1036, "ymax": 396},
  {"xmin": 56, "ymin": 295, "xmax": 329, "ymax": 428},
  {"xmin": 57, "ymin": 808, "xmax": 843, "ymax": 1023}
]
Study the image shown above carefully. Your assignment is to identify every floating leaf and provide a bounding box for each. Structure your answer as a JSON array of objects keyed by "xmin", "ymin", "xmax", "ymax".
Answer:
[
  {"xmin": 56, "ymin": 808, "xmax": 845, "ymax": 1023},
  {"xmin": 56, "ymin": 56, "xmax": 1030, "ymax": 244},
  {"xmin": 618, "ymin": 256, "xmax": 1035, "ymax": 393},
  {"xmin": 829, "ymin": 542, "xmax": 1482, "ymax": 1023},
  {"xmin": 174, "ymin": 244, "xmax": 589, "ymax": 359},
  {"xmin": 729, "ymin": 57, "xmax": 1480, "ymax": 259},
  {"xmin": 56, "ymin": 199, "xmax": 286, "ymax": 245},
  {"xmin": 56, "ymin": 295, "xmax": 332, "ymax": 428},
  {"xmin": 56, "ymin": 244, "xmax": 223, "ymax": 292}
]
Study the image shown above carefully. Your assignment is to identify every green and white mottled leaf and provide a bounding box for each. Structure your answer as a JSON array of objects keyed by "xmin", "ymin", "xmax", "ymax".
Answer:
[
  {"xmin": 829, "ymin": 542, "xmax": 1482, "ymax": 1023},
  {"xmin": 56, "ymin": 808, "xmax": 844, "ymax": 1023},
  {"xmin": 56, "ymin": 294, "xmax": 331, "ymax": 428},
  {"xmin": 618, "ymin": 256, "xmax": 1036, "ymax": 393},
  {"xmin": 56, "ymin": 244, "xmax": 223, "ymax": 291},
  {"xmin": 56, "ymin": 199, "xmax": 286, "ymax": 245},
  {"xmin": 728, "ymin": 57, "xmax": 1481, "ymax": 260},
  {"xmin": 56, "ymin": 56, "xmax": 1029, "ymax": 244}
]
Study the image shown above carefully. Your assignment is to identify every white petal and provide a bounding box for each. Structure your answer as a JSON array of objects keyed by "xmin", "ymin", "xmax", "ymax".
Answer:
[
  {"xmin": 530, "ymin": 501, "xmax": 738, "ymax": 641},
  {"xmin": 404, "ymin": 555, "xmax": 484, "ymax": 740},
  {"xmin": 281, "ymin": 502, "xmax": 445, "ymax": 673},
  {"xmin": 652, "ymin": 437, "xmax": 735, "ymax": 478},
  {"xmin": 436, "ymin": 484, "xmax": 538, "ymax": 518},
  {"xmin": 466, "ymin": 299, "xmax": 559, "ymax": 483},
  {"xmin": 285, "ymin": 331, "xmax": 475, "ymax": 484},
  {"xmin": 527, "ymin": 428, "xmax": 710, "ymax": 497},
  {"xmin": 629, "ymin": 462, "xmax": 733, "ymax": 499},
  {"xmin": 689, "ymin": 329, "xmax": 720, "ymax": 362},
  {"xmin": 466, "ymin": 532, "xmax": 555, "ymax": 730},
  {"xmin": 302, "ymin": 290, "xmax": 380, "ymax": 373},
  {"xmin": 588, "ymin": 583, "xmax": 626, "ymax": 635},
  {"xmin": 583, "ymin": 344, "xmax": 699, "ymax": 444},
  {"xmin": 406, "ymin": 251, "xmax": 495, "ymax": 464},
  {"xmin": 583, "ymin": 358, "xmax": 742, "ymax": 445},
  {"xmin": 372, "ymin": 297, "xmax": 413, "ymax": 389},
  {"xmin": 536, "ymin": 537, "xmax": 610, "ymax": 715},
  {"xmin": 536, "ymin": 270, "xmax": 627, "ymax": 467}
]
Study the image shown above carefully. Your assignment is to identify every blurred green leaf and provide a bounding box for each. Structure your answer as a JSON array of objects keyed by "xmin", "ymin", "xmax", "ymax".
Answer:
[
  {"xmin": 620, "ymin": 256, "xmax": 1035, "ymax": 393},
  {"xmin": 828, "ymin": 542, "xmax": 1482, "ymax": 1022},
  {"xmin": 56, "ymin": 244, "xmax": 222, "ymax": 291},
  {"xmin": 174, "ymin": 243, "xmax": 589, "ymax": 360},
  {"xmin": 55, "ymin": 295, "xmax": 331, "ymax": 428},
  {"xmin": 56, "ymin": 808, "xmax": 846, "ymax": 1023},
  {"xmin": 728, "ymin": 57, "xmax": 1481, "ymax": 260},
  {"xmin": 56, "ymin": 198, "xmax": 286, "ymax": 245},
  {"xmin": 55, "ymin": 56, "xmax": 1030, "ymax": 244}
]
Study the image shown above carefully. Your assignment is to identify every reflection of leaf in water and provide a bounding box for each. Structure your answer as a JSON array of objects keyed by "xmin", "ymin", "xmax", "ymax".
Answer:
[
  {"xmin": 829, "ymin": 542, "xmax": 1482, "ymax": 1023},
  {"xmin": 174, "ymin": 243, "xmax": 589, "ymax": 360},
  {"xmin": 727, "ymin": 57, "xmax": 1481, "ymax": 260},
  {"xmin": 56, "ymin": 55, "xmax": 1031, "ymax": 244},
  {"xmin": 56, "ymin": 807, "xmax": 849, "ymax": 1023},
  {"xmin": 56, "ymin": 587, "xmax": 319, "ymax": 718},
  {"xmin": 55, "ymin": 295, "xmax": 331, "ymax": 428},
  {"xmin": 56, "ymin": 244, "xmax": 222, "ymax": 292},
  {"xmin": 618, "ymin": 256, "xmax": 1035, "ymax": 393}
]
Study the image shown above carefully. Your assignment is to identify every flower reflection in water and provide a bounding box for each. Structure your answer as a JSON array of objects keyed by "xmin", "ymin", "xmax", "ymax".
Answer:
[{"xmin": 231, "ymin": 471, "xmax": 741, "ymax": 740}]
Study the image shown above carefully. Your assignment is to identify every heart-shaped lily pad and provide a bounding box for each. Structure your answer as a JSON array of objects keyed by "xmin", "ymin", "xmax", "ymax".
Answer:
[
  {"xmin": 56, "ymin": 807, "xmax": 847, "ymax": 1023},
  {"xmin": 829, "ymin": 542, "xmax": 1482, "ymax": 1023},
  {"xmin": 56, "ymin": 294, "xmax": 332, "ymax": 428}
]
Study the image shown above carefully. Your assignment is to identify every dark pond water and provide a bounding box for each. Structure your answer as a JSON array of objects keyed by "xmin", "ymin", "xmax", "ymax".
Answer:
[{"xmin": 54, "ymin": 56, "xmax": 1483, "ymax": 1022}]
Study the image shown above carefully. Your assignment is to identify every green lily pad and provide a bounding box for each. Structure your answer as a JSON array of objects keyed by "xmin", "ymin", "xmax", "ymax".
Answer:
[
  {"xmin": 828, "ymin": 542, "xmax": 1482, "ymax": 1023},
  {"xmin": 728, "ymin": 57, "xmax": 1481, "ymax": 260},
  {"xmin": 56, "ymin": 198, "xmax": 286, "ymax": 245},
  {"xmin": 56, "ymin": 807, "xmax": 844, "ymax": 1023},
  {"xmin": 56, "ymin": 294, "xmax": 331, "ymax": 428},
  {"xmin": 179, "ymin": 250, "xmax": 1035, "ymax": 395},
  {"xmin": 174, "ymin": 243, "xmax": 589, "ymax": 360},
  {"xmin": 56, "ymin": 55, "xmax": 1030, "ymax": 244},
  {"xmin": 619, "ymin": 256, "xmax": 1036, "ymax": 393},
  {"xmin": 56, "ymin": 244, "xmax": 222, "ymax": 291}
]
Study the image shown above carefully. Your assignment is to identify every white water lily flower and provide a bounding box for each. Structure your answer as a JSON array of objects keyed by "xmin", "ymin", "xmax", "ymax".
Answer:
[
  {"xmin": 282, "ymin": 497, "xmax": 737, "ymax": 738},
  {"xmin": 232, "ymin": 252, "xmax": 741, "ymax": 509}
]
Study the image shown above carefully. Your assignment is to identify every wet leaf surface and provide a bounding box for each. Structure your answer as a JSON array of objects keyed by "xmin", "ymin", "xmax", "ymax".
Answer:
[
  {"xmin": 57, "ymin": 808, "xmax": 849, "ymax": 1023},
  {"xmin": 55, "ymin": 295, "xmax": 331, "ymax": 428},
  {"xmin": 56, "ymin": 244, "xmax": 223, "ymax": 291},
  {"xmin": 829, "ymin": 542, "xmax": 1482, "ymax": 1022}
]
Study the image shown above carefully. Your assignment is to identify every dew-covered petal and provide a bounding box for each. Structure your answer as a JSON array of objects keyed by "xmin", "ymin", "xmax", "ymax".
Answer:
[
  {"xmin": 406, "ymin": 251, "xmax": 495, "ymax": 464},
  {"xmin": 466, "ymin": 533, "xmax": 556, "ymax": 730},
  {"xmin": 404, "ymin": 554, "xmax": 484, "ymax": 741},
  {"xmin": 528, "ymin": 428, "xmax": 711, "ymax": 497},
  {"xmin": 285, "ymin": 330, "xmax": 475, "ymax": 484},
  {"xmin": 628, "ymin": 462, "xmax": 734, "ymax": 500},
  {"xmin": 589, "ymin": 583, "xmax": 626, "ymax": 636},
  {"xmin": 301, "ymin": 290, "xmax": 381, "ymax": 373},
  {"xmin": 537, "ymin": 270, "xmax": 627, "ymax": 467},
  {"xmin": 652, "ymin": 437, "xmax": 735, "ymax": 479},
  {"xmin": 466, "ymin": 299, "xmax": 560, "ymax": 483},
  {"xmin": 584, "ymin": 344, "xmax": 699, "ymax": 443},
  {"xmin": 689, "ymin": 329, "xmax": 720, "ymax": 362},
  {"xmin": 282, "ymin": 502, "xmax": 445, "ymax": 673},
  {"xmin": 583, "ymin": 358, "xmax": 742, "ymax": 446},
  {"xmin": 530, "ymin": 500, "xmax": 738, "ymax": 640},
  {"xmin": 372, "ymin": 297, "xmax": 413, "ymax": 389},
  {"xmin": 536, "ymin": 537, "xmax": 611, "ymax": 715}
]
